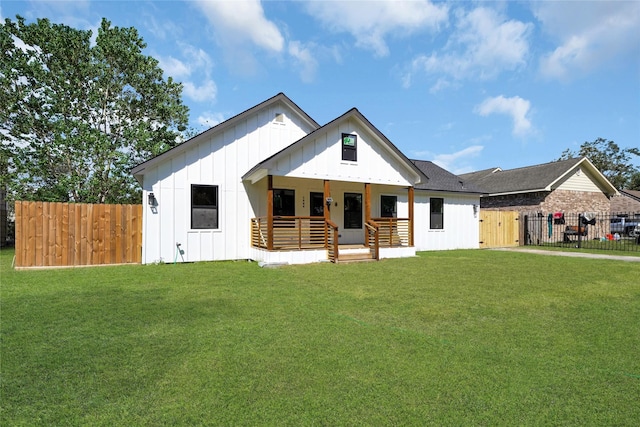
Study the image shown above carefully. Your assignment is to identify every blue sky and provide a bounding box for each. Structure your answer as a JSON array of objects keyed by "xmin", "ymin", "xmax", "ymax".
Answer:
[{"xmin": 3, "ymin": 0, "xmax": 639, "ymax": 174}]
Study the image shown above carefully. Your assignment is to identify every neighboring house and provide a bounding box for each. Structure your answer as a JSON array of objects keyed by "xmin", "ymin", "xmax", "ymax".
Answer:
[
  {"xmin": 131, "ymin": 93, "xmax": 482, "ymax": 265},
  {"xmin": 460, "ymin": 157, "xmax": 618, "ymax": 214},
  {"xmin": 610, "ymin": 189, "xmax": 640, "ymax": 216}
]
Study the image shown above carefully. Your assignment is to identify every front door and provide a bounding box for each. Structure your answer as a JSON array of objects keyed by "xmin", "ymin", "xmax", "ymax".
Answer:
[{"xmin": 342, "ymin": 192, "xmax": 363, "ymax": 244}]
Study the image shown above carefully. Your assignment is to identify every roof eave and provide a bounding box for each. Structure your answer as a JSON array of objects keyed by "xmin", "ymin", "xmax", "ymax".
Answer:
[{"xmin": 485, "ymin": 187, "xmax": 551, "ymax": 197}]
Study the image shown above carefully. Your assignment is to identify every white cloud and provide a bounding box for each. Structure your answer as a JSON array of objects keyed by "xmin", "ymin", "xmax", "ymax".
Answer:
[
  {"xmin": 535, "ymin": 1, "xmax": 640, "ymax": 79},
  {"xmin": 143, "ymin": 14, "xmax": 183, "ymax": 41},
  {"xmin": 288, "ymin": 40, "xmax": 318, "ymax": 83},
  {"xmin": 158, "ymin": 56, "xmax": 191, "ymax": 78},
  {"xmin": 182, "ymin": 79, "xmax": 217, "ymax": 103},
  {"xmin": 197, "ymin": 111, "xmax": 225, "ymax": 128},
  {"xmin": 475, "ymin": 95, "xmax": 532, "ymax": 137},
  {"xmin": 157, "ymin": 44, "xmax": 216, "ymax": 103},
  {"xmin": 432, "ymin": 145, "xmax": 484, "ymax": 174},
  {"xmin": 181, "ymin": 44, "xmax": 214, "ymax": 71},
  {"xmin": 194, "ymin": 0, "xmax": 284, "ymax": 53},
  {"xmin": 305, "ymin": 0, "xmax": 448, "ymax": 57},
  {"xmin": 404, "ymin": 6, "xmax": 531, "ymax": 89}
]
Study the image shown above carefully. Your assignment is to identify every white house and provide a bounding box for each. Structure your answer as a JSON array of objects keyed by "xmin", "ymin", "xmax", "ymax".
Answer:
[{"xmin": 131, "ymin": 93, "xmax": 483, "ymax": 265}]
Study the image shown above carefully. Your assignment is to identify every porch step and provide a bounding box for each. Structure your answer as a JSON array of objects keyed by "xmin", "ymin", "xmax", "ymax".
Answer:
[
  {"xmin": 336, "ymin": 244, "xmax": 374, "ymax": 263},
  {"xmin": 338, "ymin": 252, "xmax": 375, "ymax": 263}
]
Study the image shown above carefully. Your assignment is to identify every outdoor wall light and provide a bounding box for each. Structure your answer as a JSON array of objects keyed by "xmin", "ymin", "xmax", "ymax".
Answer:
[
  {"xmin": 325, "ymin": 197, "xmax": 333, "ymax": 206},
  {"xmin": 148, "ymin": 192, "xmax": 157, "ymax": 206},
  {"xmin": 473, "ymin": 204, "xmax": 479, "ymax": 215}
]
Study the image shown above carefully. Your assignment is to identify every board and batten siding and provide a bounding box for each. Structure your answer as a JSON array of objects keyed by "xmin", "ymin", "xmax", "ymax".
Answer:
[
  {"xmin": 413, "ymin": 193, "xmax": 480, "ymax": 251},
  {"xmin": 141, "ymin": 103, "xmax": 315, "ymax": 264},
  {"xmin": 272, "ymin": 119, "xmax": 417, "ymax": 187},
  {"xmin": 556, "ymin": 167, "xmax": 606, "ymax": 193}
]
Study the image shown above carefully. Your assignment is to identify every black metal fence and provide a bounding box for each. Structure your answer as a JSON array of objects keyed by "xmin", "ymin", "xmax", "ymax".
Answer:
[{"xmin": 523, "ymin": 212, "xmax": 640, "ymax": 253}]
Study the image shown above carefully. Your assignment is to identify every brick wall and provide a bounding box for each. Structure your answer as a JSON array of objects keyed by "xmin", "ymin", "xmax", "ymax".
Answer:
[
  {"xmin": 541, "ymin": 189, "xmax": 610, "ymax": 214},
  {"xmin": 480, "ymin": 189, "xmax": 611, "ymax": 214}
]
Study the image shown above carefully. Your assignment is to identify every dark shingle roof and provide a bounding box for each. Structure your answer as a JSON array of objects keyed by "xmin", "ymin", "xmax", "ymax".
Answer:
[
  {"xmin": 411, "ymin": 160, "xmax": 485, "ymax": 194},
  {"xmin": 620, "ymin": 189, "xmax": 640, "ymax": 201},
  {"xmin": 459, "ymin": 158, "xmax": 584, "ymax": 194}
]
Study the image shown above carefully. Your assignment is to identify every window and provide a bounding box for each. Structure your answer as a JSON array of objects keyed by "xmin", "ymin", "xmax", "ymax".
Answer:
[
  {"xmin": 273, "ymin": 189, "xmax": 295, "ymax": 216},
  {"xmin": 380, "ymin": 195, "xmax": 397, "ymax": 218},
  {"xmin": 342, "ymin": 133, "xmax": 357, "ymax": 162},
  {"xmin": 344, "ymin": 193, "xmax": 362, "ymax": 229},
  {"xmin": 310, "ymin": 192, "xmax": 324, "ymax": 217},
  {"xmin": 430, "ymin": 197, "xmax": 444, "ymax": 229},
  {"xmin": 191, "ymin": 185, "xmax": 218, "ymax": 229}
]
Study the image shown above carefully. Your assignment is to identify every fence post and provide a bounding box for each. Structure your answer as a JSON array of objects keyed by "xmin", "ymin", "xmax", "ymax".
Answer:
[{"xmin": 577, "ymin": 213, "xmax": 583, "ymax": 248}]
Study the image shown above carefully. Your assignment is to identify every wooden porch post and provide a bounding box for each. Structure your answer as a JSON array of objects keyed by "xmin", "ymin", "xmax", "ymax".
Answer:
[
  {"xmin": 323, "ymin": 180, "xmax": 331, "ymax": 221},
  {"xmin": 267, "ymin": 175, "xmax": 274, "ymax": 250},
  {"xmin": 324, "ymin": 180, "xmax": 330, "ymax": 248},
  {"xmin": 364, "ymin": 183, "xmax": 371, "ymax": 242},
  {"xmin": 408, "ymin": 186, "xmax": 414, "ymax": 247}
]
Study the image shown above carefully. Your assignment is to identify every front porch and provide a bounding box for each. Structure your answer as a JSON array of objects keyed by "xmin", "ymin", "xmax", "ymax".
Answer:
[{"xmin": 250, "ymin": 215, "xmax": 415, "ymax": 263}]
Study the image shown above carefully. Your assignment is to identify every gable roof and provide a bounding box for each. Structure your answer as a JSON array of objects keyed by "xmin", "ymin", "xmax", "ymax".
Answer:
[
  {"xmin": 242, "ymin": 107, "xmax": 425, "ymax": 185},
  {"xmin": 457, "ymin": 167, "xmax": 501, "ymax": 183},
  {"xmin": 131, "ymin": 93, "xmax": 320, "ymax": 182},
  {"xmin": 459, "ymin": 157, "xmax": 618, "ymax": 196},
  {"xmin": 411, "ymin": 160, "xmax": 485, "ymax": 194},
  {"xmin": 620, "ymin": 189, "xmax": 640, "ymax": 201}
]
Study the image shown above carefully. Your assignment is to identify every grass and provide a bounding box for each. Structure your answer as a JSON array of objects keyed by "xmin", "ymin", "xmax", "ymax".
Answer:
[
  {"xmin": 2, "ymin": 248, "xmax": 639, "ymax": 425},
  {"xmin": 538, "ymin": 237, "xmax": 640, "ymax": 256}
]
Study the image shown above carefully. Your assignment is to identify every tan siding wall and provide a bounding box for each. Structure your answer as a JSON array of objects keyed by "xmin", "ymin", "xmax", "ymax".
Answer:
[{"xmin": 557, "ymin": 168, "xmax": 603, "ymax": 192}]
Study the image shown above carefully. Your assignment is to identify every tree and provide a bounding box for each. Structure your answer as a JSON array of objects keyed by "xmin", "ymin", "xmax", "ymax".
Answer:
[
  {"xmin": 628, "ymin": 172, "xmax": 640, "ymax": 191},
  {"xmin": 1, "ymin": 16, "xmax": 189, "ymax": 204},
  {"xmin": 559, "ymin": 138, "xmax": 640, "ymax": 190}
]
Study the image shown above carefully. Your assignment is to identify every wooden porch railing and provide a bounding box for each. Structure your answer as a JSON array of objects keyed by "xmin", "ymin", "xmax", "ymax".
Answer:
[
  {"xmin": 371, "ymin": 217, "xmax": 411, "ymax": 247},
  {"xmin": 365, "ymin": 220, "xmax": 379, "ymax": 260},
  {"xmin": 250, "ymin": 217, "xmax": 269, "ymax": 249},
  {"xmin": 326, "ymin": 219, "xmax": 339, "ymax": 263},
  {"xmin": 251, "ymin": 216, "xmax": 329, "ymax": 250},
  {"xmin": 250, "ymin": 216, "xmax": 410, "ymax": 262}
]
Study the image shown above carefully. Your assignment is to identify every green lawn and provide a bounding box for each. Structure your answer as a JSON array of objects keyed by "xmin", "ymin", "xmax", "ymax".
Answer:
[{"xmin": 2, "ymin": 249, "xmax": 639, "ymax": 426}]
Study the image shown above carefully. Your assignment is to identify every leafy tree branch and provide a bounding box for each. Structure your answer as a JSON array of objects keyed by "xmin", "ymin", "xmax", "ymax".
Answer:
[{"xmin": 1, "ymin": 16, "xmax": 189, "ymax": 204}]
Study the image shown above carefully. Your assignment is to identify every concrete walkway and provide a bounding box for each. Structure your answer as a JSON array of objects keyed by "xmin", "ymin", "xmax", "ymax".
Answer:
[{"xmin": 492, "ymin": 247, "xmax": 640, "ymax": 262}]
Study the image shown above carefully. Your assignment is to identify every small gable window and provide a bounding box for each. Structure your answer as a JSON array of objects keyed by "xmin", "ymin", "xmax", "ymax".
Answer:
[{"xmin": 342, "ymin": 133, "xmax": 357, "ymax": 162}]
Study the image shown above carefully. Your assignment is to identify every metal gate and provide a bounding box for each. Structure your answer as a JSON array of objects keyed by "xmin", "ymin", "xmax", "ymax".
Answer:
[{"xmin": 479, "ymin": 210, "xmax": 520, "ymax": 248}]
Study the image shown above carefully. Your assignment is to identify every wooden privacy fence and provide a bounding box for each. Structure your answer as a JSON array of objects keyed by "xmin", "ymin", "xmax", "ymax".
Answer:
[
  {"xmin": 479, "ymin": 210, "xmax": 520, "ymax": 249},
  {"xmin": 15, "ymin": 201, "xmax": 142, "ymax": 268}
]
